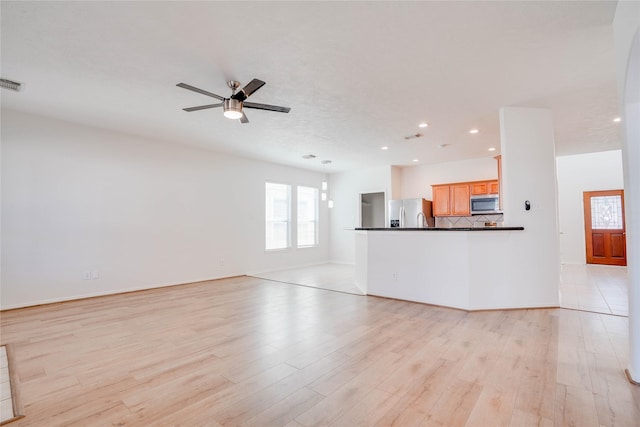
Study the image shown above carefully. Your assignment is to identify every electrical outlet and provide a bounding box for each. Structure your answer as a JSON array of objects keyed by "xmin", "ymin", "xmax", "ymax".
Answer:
[
  {"xmin": 83, "ymin": 272, "xmax": 91, "ymax": 280},
  {"xmin": 91, "ymin": 271, "xmax": 100, "ymax": 279},
  {"xmin": 218, "ymin": 259, "xmax": 225, "ymax": 267}
]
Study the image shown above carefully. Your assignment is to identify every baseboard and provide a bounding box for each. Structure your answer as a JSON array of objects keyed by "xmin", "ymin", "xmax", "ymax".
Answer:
[
  {"xmin": 246, "ymin": 260, "xmax": 349, "ymax": 276},
  {"xmin": 625, "ymin": 369, "xmax": 640, "ymax": 386},
  {"xmin": 0, "ymin": 273, "xmax": 245, "ymax": 311},
  {"xmin": 0, "ymin": 344, "xmax": 25, "ymax": 425},
  {"xmin": 327, "ymin": 260, "xmax": 355, "ymax": 266}
]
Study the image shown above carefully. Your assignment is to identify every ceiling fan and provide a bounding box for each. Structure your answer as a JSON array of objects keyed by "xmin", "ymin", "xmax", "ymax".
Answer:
[{"xmin": 176, "ymin": 79, "xmax": 290, "ymax": 123}]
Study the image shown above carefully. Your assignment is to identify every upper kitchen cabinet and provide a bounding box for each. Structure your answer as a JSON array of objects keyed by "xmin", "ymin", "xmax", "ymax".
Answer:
[
  {"xmin": 451, "ymin": 184, "xmax": 470, "ymax": 215},
  {"xmin": 432, "ymin": 185, "xmax": 452, "ymax": 216},
  {"xmin": 470, "ymin": 182, "xmax": 488, "ymax": 195},
  {"xmin": 432, "ymin": 183, "xmax": 471, "ymax": 216},
  {"xmin": 470, "ymin": 180, "xmax": 499, "ymax": 195}
]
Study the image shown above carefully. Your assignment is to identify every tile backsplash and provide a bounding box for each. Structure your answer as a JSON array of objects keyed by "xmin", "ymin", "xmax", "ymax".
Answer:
[{"xmin": 436, "ymin": 214, "xmax": 504, "ymax": 228}]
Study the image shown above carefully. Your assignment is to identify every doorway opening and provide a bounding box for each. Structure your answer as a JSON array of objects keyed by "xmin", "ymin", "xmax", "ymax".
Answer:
[
  {"xmin": 559, "ymin": 189, "xmax": 629, "ymax": 316},
  {"xmin": 583, "ymin": 189, "xmax": 627, "ymax": 266},
  {"xmin": 360, "ymin": 192, "xmax": 385, "ymax": 228}
]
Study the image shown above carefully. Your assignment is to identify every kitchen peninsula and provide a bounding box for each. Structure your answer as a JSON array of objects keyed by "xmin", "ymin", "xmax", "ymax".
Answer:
[{"xmin": 353, "ymin": 226, "xmax": 558, "ymax": 311}]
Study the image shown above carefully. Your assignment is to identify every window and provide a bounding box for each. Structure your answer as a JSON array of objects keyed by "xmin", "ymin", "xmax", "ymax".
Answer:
[
  {"xmin": 297, "ymin": 186, "xmax": 318, "ymax": 247},
  {"xmin": 591, "ymin": 195, "xmax": 623, "ymax": 229},
  {"xmin": 265, "ymin": 182, "xmax": 291, "ymax": 250}
]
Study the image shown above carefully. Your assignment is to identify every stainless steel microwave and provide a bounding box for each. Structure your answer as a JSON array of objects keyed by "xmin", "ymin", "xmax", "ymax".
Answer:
[{"xmin": 470, "ymin": 194, "xmax": 501, "ymax": 215}]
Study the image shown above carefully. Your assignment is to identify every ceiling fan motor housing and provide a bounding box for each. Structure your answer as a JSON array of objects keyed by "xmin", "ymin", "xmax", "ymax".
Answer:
[{"xmin": 223, "ymin": 98, "xmax": 243, "ymax": 119}]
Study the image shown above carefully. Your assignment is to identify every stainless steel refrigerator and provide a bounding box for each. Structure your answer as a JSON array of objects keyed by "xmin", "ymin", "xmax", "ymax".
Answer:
[{"xmin": 388, "ymin": 198, "xmax": 435, "ymax": 228}]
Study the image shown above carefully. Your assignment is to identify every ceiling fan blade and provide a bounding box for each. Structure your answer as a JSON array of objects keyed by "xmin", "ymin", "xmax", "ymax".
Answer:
[
  {"xmin": 176, "ymin": 83, "xmax": 225, "ymax": 101},
  {"xmin": 240, "ymin": 112, "xmax": 249, "ymax": 123},
  {"xmin": 182, "ymin": 103, "xmax": 223, "ymax": 112},
  {"xmin": 243, "ymin": 101, "xmax": 291, "ymax": 113},
  {"xmin": 232, "ymin": 79, "xmax": 265, "ymax": 101}
]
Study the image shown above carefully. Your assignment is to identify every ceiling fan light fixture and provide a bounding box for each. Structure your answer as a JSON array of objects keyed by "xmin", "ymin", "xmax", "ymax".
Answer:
[{"xmin": 223, "ymin": 99, "xmax": 243, "ymax": 119}]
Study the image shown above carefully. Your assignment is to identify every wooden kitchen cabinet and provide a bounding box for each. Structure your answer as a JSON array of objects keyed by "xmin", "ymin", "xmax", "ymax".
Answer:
[
  {"xmin": 470, "ymin": 180, "xmax": 499, "ymax": 195},
  {"xmin": 451, "ymin": 184, "xmax": 470, "ymax": 215},
  {"xmin": 432, "ymin": 183, "xmax": 470, "ymax": 216},
  {"xmin": 432, "ymin": 185, "xmax": 451, "ymax": 216},
  {"xmin": 470, "ymin": 182, "xmax": 488, "ymax": 195}
]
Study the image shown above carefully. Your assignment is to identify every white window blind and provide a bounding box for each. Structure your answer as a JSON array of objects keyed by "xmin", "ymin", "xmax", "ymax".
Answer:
[
  {"xmin": 297, "ymin": 186, "xmax": 318, "ymax": 247},
  {"xmin": 265, "ymin": 182, "xmax": 291, "ymax": 250}
]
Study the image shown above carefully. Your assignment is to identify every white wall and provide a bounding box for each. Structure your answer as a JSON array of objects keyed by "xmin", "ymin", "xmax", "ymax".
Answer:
[
  {"xmin": 499, "ymin": 106, "xmax": 560, "ymax": 307},
  {"xmin": 556, "ymin": 150, "xmax": 624, "ymax": 264},
  {"xmin": 399, "ymin": 157, "xmax": 497, "ymax": 200},
  {"xmin": 328, "ymin": 166, "xmax": 392, "ymax": 264},
  {"xmin": 613, "ymin": 0, "xmax": 640, "ymax": 383},
  {"xmin": 1, "ymin": 110, "xmax": 329, "ymax": 309},
  {"xmin": 358, "ymin": 230, "xmax": 559, "ymax": 310},
  {"xmin": 390, "ymin": 166, "xmax": 402, "ymax": 200}
]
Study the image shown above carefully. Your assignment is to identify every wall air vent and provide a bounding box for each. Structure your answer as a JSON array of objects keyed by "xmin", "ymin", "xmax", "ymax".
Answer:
[{"xmin": 0, "ymin": 78, "xmax": 23, "ymax": 92}]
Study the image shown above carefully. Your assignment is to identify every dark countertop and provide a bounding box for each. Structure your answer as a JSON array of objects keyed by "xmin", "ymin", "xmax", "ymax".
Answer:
[{"xmin": 355, "ymin": 227, "xmax": 524, "ymax": 231}]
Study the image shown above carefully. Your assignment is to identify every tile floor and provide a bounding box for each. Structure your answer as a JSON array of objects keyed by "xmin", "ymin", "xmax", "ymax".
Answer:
[
  {"xmin": 253, "ymin": 262, "xmax": 629, "ymax": 317},
  {"xmin": 560, "ymin": 264, "xmax": 628, "ymax": 316},
  {"xmin": 250, "ymin": 263, "xmax": 364, "ymax": 295},
  {"xmin": 0, "ymin": 345, "xmax": 15, "ymax": 424}
]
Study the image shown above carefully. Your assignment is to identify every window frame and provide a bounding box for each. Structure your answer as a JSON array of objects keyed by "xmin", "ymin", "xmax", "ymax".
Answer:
[
  {"xmin": 296, "ymin": 185, "xmax": 319, "ymax": 248},
  {"xmin": 265, "ymin": 181, "xmax": 292, "ymax": 251}
]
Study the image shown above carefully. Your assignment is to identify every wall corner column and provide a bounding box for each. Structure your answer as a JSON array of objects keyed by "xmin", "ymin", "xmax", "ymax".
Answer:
[
  {"xmin": 613, "ymin": 1, "xmax": 640, "ymax": 384},
  {"xmin": 499, "ymin": 107, "xmax": 560, "ymax": 307}
]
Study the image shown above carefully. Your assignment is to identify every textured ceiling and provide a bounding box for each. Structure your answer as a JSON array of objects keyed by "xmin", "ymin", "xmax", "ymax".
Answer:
[{"xmin": 0, "ymin": 1, "xmax": 621, "ymax": 172}]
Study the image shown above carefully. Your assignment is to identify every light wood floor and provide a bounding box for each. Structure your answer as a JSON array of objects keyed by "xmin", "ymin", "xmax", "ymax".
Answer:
[
  {"xmin": 1, "ymin": 275, "xmax": 638, "ymax": 426},
  {"xmin": 560, "ymin": 264, "xmax": 628, "ymax": 316}
]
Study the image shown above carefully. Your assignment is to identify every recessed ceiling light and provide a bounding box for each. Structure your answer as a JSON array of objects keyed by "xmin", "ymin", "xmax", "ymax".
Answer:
[
  {"xmin": 469, "ymin": 129, "xmax": 479, "ymax": 134},
  {"xmin": 412, "ymin": 159, "xmax": 419, "ymax": 163},
  {"xmin": 613, "ymin": 117, "xmax": 621, "ymax": 122},
  {"xmin": 418, "ymin": 123, "xmax": 429, "ymax": 128},
  {"xmin": 488, "ymin": 147, "xmax": 496, "ymax": 152},
  {"xmin": 381, "ymin": 146, "xmax": 389, "ymax": 150}
]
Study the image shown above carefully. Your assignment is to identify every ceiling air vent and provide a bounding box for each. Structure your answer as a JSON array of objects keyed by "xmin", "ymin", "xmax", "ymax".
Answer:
[
  {"xmin": 0, "ymin": 78, "xmax": 23, "ymax": 92},
  {"xmin": 404, "ymin": 133, "xmax": 423, "ymax": 140}
]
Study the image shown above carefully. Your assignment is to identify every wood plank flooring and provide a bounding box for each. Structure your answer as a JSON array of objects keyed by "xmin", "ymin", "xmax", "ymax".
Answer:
[{"xmin": 0, "ymin": 275, "xmax": 638, "ymax": 426}]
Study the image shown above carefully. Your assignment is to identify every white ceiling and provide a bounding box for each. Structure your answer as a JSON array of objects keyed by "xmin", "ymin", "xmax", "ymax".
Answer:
[{"xmin": 0, "ymin": 1, "xmax": 621, "ymax": 173}]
